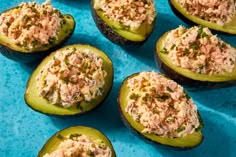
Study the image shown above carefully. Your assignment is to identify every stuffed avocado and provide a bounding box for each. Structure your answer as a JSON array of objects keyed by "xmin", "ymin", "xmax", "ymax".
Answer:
[
  {"xmin": 169, "ymin": 0, "xmax": 236, "ymax": 34},
  {"xmin": 118, "ymin": 71, "xmax": 203, "ymax": 148},
  {"xmin": 91, "ymin": 0, "xmax": 157, "ymax": 47},
  {"xmin": 0, "ymin": 0, "xmax": 75, "ymax": 63},
  {"xmin": 155, "ymin": 25, "xmax": 236, "ymax": 87},
  {"xmin": 24, "ymin": 44, "xmax": 113, "ymax": 116},
  {"xmin": 38, "ymin": 126, "xmax": 116, "ymax": 157}
]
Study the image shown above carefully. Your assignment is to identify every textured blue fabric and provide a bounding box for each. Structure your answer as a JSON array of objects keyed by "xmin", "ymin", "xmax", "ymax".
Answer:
[{"xmin": 0, "ymin": 0, "xmax": 236, "ymax": 157}]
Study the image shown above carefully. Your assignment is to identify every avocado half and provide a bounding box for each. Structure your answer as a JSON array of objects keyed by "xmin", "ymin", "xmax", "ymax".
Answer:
[
  {"xmin": 24, "ymin": 44, "xmax": 114, "ymax": 116},
  {"xmin": 155, "ymin": 31, "xmax": 236, "ymax": 88},
  {"xmin": 91, "ymin": 0, "xmax": 156, "ymax": 47},
  {"xmin": 0, "ymin": 7, "xmax": 75, "ymax": 63},
  {"xmin": 38, "ymin": 126, "xmax": 116, "ymax": 157},
  {"xmin": 118, "ymin": 73, "xmax": 203, "ymax": 148},
  {"xmin": 169, "ymin": 0, "xmax": 236, "ymax": 34}
]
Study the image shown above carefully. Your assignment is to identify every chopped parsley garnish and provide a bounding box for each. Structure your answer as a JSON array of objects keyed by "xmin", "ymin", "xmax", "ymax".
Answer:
[
  {"xmin": 48, "ymin": 37, "xmax": 56, "ymax": 44},
  {"xmin": 185, "ymin": 93, "xmax": 191, "ymax": 100},
  {"xmin": 170, "ymin": 44, "xmax": 176, "ymax": 50},
  {"xmin": 189, "ymin": 41, "xmax": 200, "ymax": 50},
  {"xmin": 77, "ymin": 103, "xmax": 83, "ymax": 111},
  {"xmin": 155, "ymin": 93, "xmax": 169, "ymax": 102},
  {"xmin": 168, "ymin": 102, "xmax": 174, "ymax": 109},
  {"xmin": 32, "ymin": 40, "xmax": 38, "ymax": 47},
  {"xmin": 166, "ymin": 86, "xmax": 173, "ymax": 93},
  {"xmin": 177, "ymin": 126, "xmax": 186, "ymax": 133},
  {"xmin": 183, "ymin": 48, "xmax": 190, "ymax": 55},
  {"xmin": 56, "ymin": 133, "xmax": 64, "ymax": 140},
  {"xmin": 69, "ymin": 133, "xmax": 82, "ymax": 139},
  {"xmin": 195, "ymin": 125, "xmax": 202, "ymax": 132},
  {"xmin": 130, "ymin": 93, "xmax": 139, "ymax": 100},
  {"xmin": 22, "ymin": 41, "xmax": 27, "ymax": 47},
  {"xmin": 160, "ymin": 48, "xmax": 168, "ymax": 54},
  {"xmin": 198, "ymin": 25, "xmax": 209, "ymax": 38},
  {"xmin": 142, "ymin": 93, "xmax": 151, "ymax": 101},
  {"xmin": 86, "ymin": 150, "xmax": 95, "ymax": 157}
]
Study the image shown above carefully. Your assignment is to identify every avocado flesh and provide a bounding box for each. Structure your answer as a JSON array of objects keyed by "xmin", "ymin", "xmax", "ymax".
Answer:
[
  {"xmin": 118, "ymin": 74, "xmax": 203, "ymax": 148},
  {"xmin": 24, "ymin": 44, "xmax": 113, "ymax": 116},
  {"xmin": 92, "ymin": 0, "xmax": 155, "ymax": 43},
  {"xmin": 169, "ymin": 0, "xmax": 236, "ymax": 34},
  {"xmin": 38, "ymin": 126, "xmax": 116, "ymax": 157},
  {"xmin": 156, "ymin": 32, "xmax": 236, "ymax": 83}
]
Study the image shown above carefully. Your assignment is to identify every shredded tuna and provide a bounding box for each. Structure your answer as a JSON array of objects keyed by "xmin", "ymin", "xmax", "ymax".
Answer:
[
  {"xmin": 178, "ymin": 0, "xmax": 236, "ymax": 25},
  {"xmin": 162, "ymin": 26, "xmax": 236, "ymax": 75},
  {"xmin": 126, "ymin": 71, "xmax": 200, "ymax": 138},
  {"xmin": 94, "ymin": 0, "xmax": 156, "ymax": 30},
  {"xmin": 0, "ymin": 0, "xmax": 63, "ymax": 49},
  {"xmin": 36, "ymin": 47, "xmax": 107, "ymax": 108},
  {"xmin": 43, "ymin": 134, "xmax": 112, "ymax": 157}
]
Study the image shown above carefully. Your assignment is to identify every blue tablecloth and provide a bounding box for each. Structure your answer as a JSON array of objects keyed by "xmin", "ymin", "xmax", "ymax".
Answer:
[{"xmin": 0, "ymin": 0, "xmax": 236, "ymax": 156}]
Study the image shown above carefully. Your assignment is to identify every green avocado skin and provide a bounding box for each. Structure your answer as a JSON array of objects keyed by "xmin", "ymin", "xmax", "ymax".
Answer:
[
  {"xmin": 38, "ymin": 126, "xmax": 116, "ymax": 157},
  {"xmin": 91, "ymin": 1, "xmax": 154, "ymax": 48},
  {"xmin": 0, "ymin": 12, "xmax": 75, "ymax": 63},
  {"xmin": 118, "ymin": 73, "xmax": 203, "ymax": 149}
]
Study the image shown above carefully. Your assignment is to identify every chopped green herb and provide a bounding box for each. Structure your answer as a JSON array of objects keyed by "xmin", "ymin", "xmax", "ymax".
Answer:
[
  {"xmin": 170, "ymin": 44, "xmax": 176, "ymax": 50},
  {"xmin": 32, "ymin": 40, "xmax": 38, "ymax": 47},
  {"xmin": 43, "ymin": 10, "xmax": 47, "ymax": 15},
  {"xmin": 220, "ymin": 42, "xmax": 227, "ymax": 49},
  {"xmin": 166, "ymin": 86, "xmax": 173, "ymax": 93},
  {"xmin": 48, "ymin": 37, "xmax": 56, "ymax": 44},
  {"xmin": 160, "ymin": 93, "xmax": 169, "ymax": 101},
  {"xmin": 130, "ymin": 93, "xmax": 139, "ymax": 100},
  {"xmin": 72, "ymin": 47, "xmax": 77, "ymax": 52},
  {"xmin": 177, "ymin": 126, "xmax": 185, "ymax": 133},
  {"xmin": 198, "ymin": 25, "xmax": 209, "ymax": 38},
  {"xmin": 142, "ymin": 93, "xmax": 151, "ymax": 102},
  {"xmin": 185, "ymin": 93, "xmax": 191, "ymax": 100},
  {"xmin": 183, "ymin": 48, "xmax": 190, "ymax": 55},
  {"xmin": 86, "ymin": 150, "xmax": 95, "ymax": 157},
  {"xmin": 69, "ymin": 133, "xmax": 82, "ymax": 139},
  {"xmin": 160, "ymin": 48, "xmax": 168, "ymax": 54},
  {"xmin": 57, "ymin": 133, "xmax": 64, "ymax": 140},
  {"xmin": 61, "ymin": 76, "xmax": 69, "ymax": 83},
  {"xmin": 168, "ymin": 102, "xmax": 174, "ymax": 108},
  {"xmin": 154, "ymin": 93, "xmax": 160, "ymax": 98},
  {"xmin": 195, "ymin": 125, "xmax": 202, "ymax": 132},
  {"xmin": 22, "ymin": 41, "xmax": 27, "ymax": 47},
  {"xmin": 189, "ymin": 41, "xmax": 200, "ymax": 50}
]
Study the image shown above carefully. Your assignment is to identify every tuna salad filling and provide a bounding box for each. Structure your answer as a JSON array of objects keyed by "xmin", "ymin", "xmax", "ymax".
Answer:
[
  {"xmin": 43, "ymin": 134, "xmax": 112, "ymax": 157},
  {"xmin": 161, "ymin": 26, "xmax": 236, "ymax": 75},
  {"xmin": 36, "ymin": 47, "xmax": 107, "ymax": 108},
  {"xmin": 0, "ymin": 0, "xmax": 63, "ymax": 49},
  {"xmin": 177, "ymin": 0, "xmax": 236, "ymax": 25},
  {"xmin": 94, "ymin": 0, "xmax": 156, "ymax": 30},
  {"xmin": 126, "ymin": 71, "xmax": 200, "ymax": 138}
]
